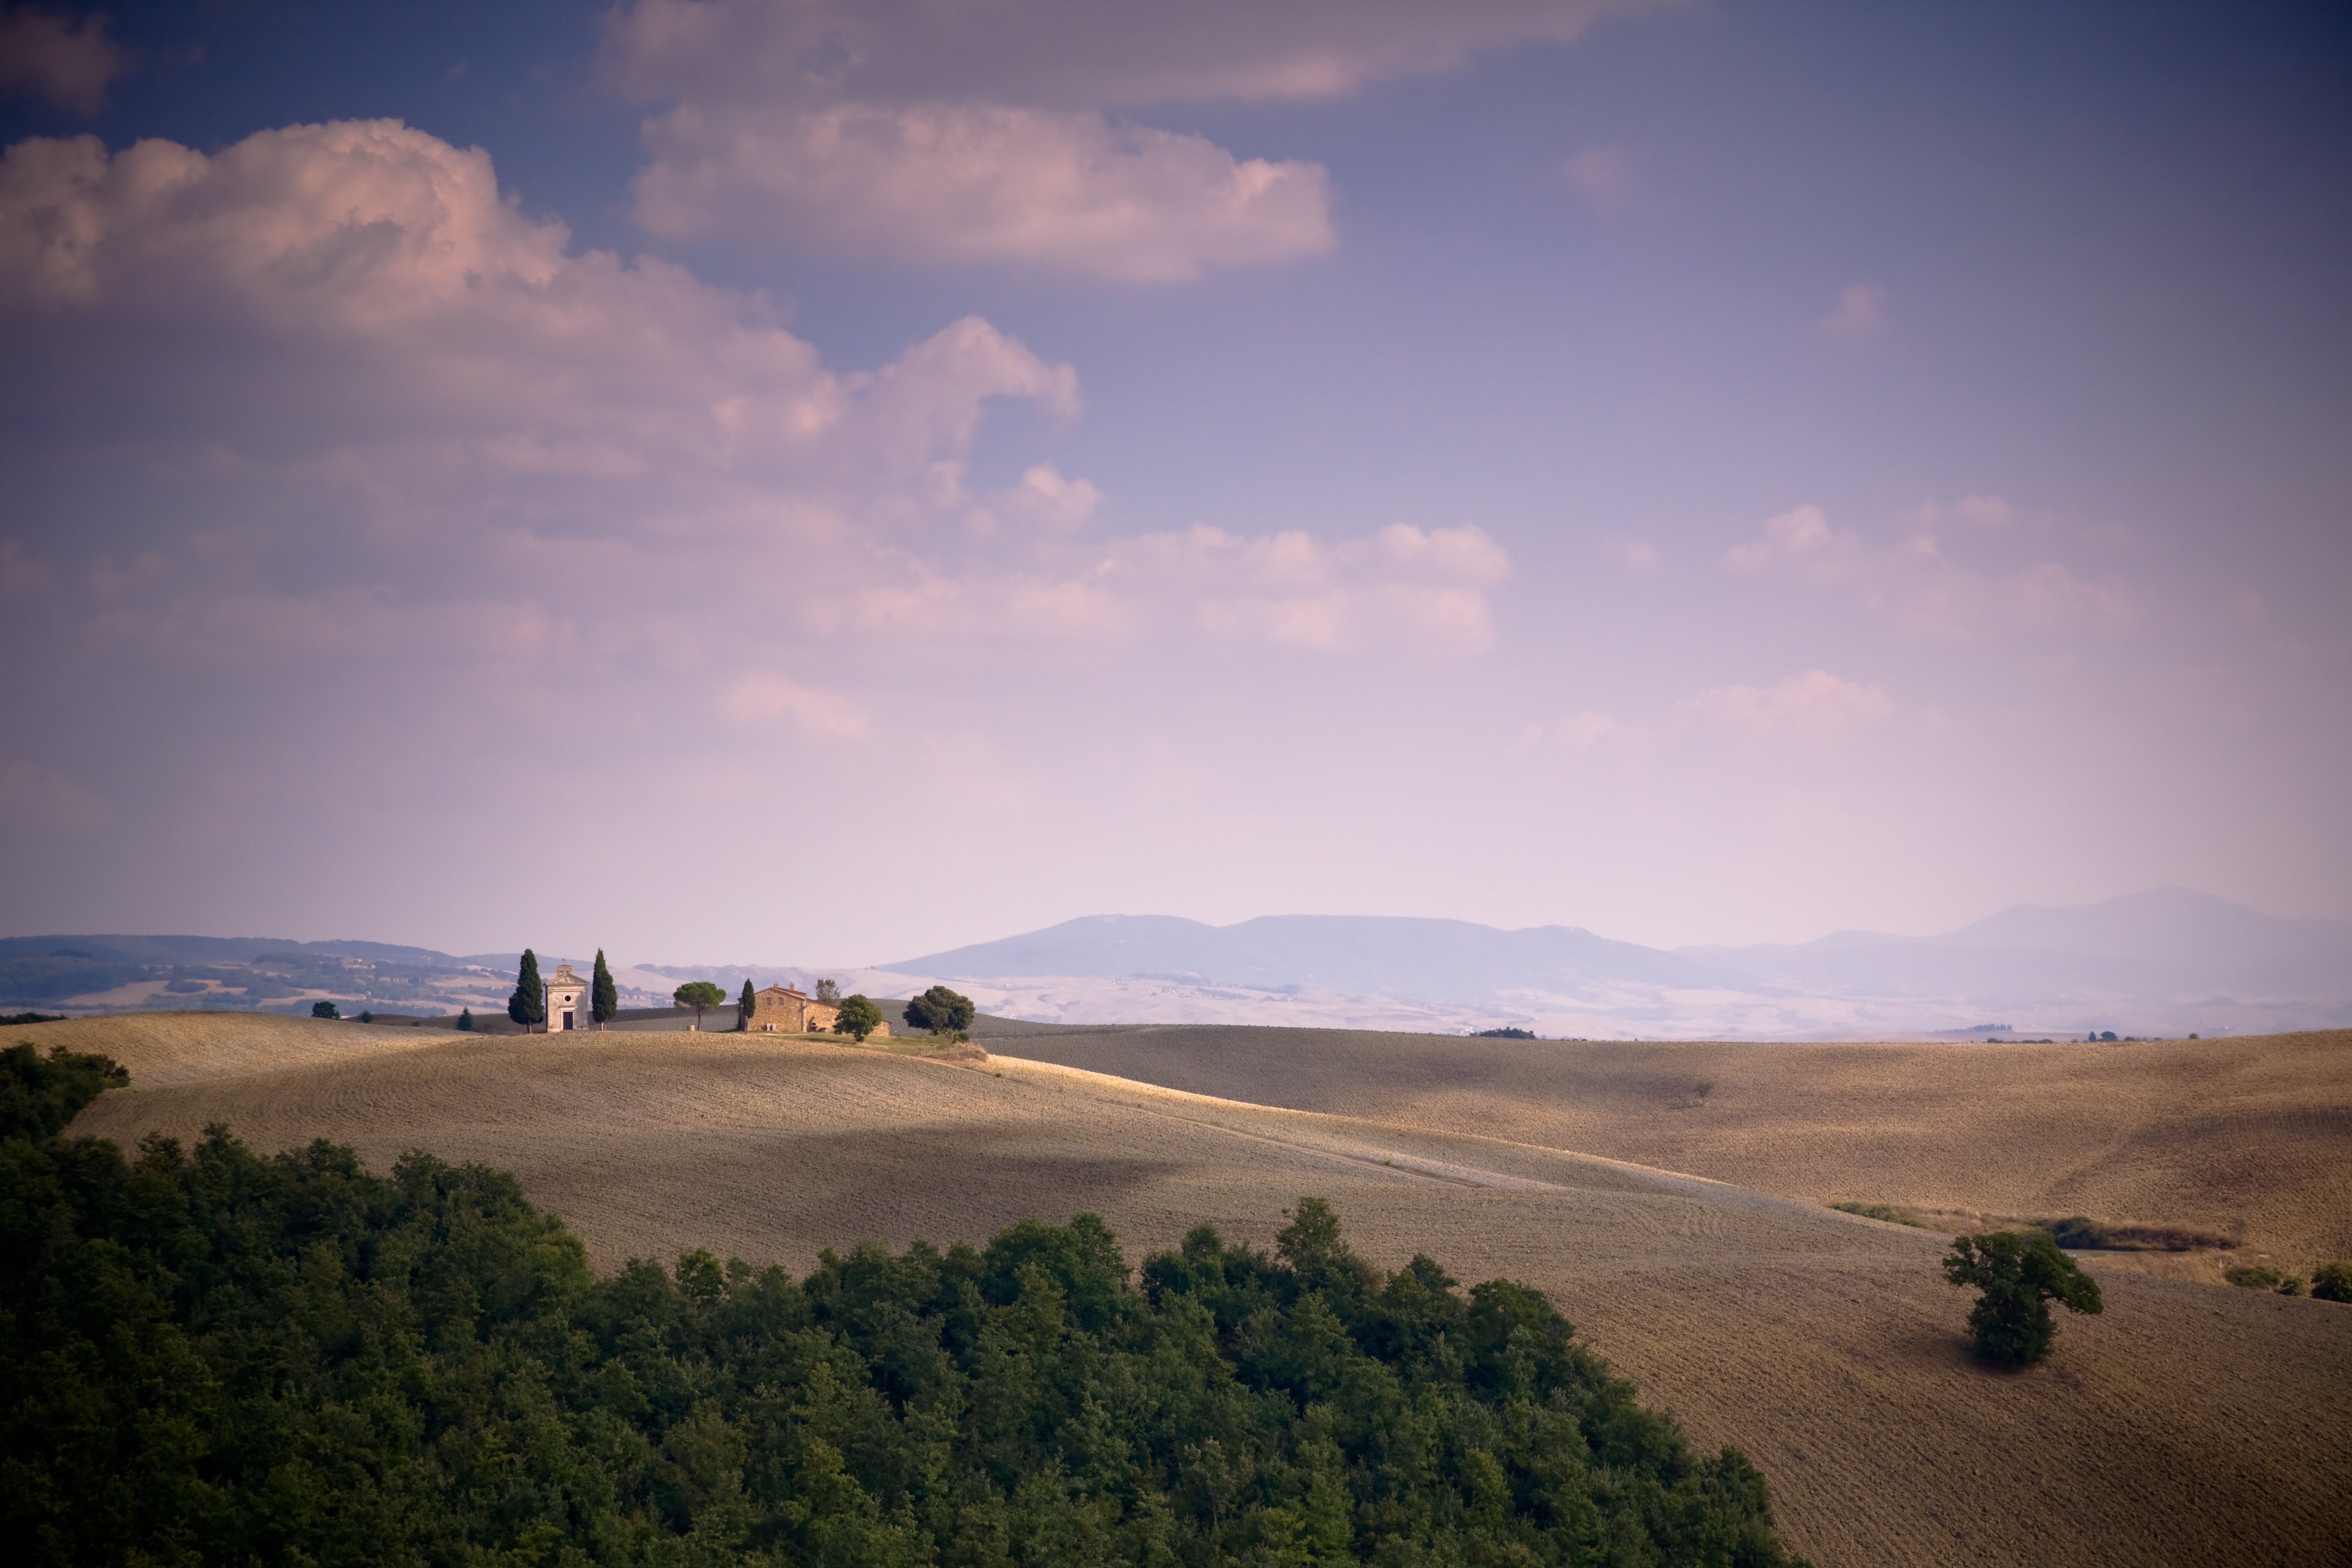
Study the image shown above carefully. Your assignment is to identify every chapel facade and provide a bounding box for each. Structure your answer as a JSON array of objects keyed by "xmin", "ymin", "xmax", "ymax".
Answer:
[{"xmin": 542, "ymin": 962, "xmax": 589, "ymax": 1032}]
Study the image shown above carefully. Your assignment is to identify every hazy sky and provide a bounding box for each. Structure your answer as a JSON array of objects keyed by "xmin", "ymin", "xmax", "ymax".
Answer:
[{"xmin": 3, "ymin": 1, "xmax": 2347, "ymax": 964}]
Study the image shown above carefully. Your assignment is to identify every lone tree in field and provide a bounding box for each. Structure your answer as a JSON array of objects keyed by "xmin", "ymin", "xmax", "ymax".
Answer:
[
  {"xmin": 814, "ymin": 977, "xmax": 839, "ymax": 1003},
  {"xmin": 904, "ymin": 984, "xmax": 976, "ymax": 1035},
  {"xmin": 737, "ymin": 978, "xmax": 756, "ymax": 1031},
  {"xmin": 591, "ymin": 950, "xmax": 618, "ymax": 1029},
  {"xmin": 1943, "ymin": 1230, "xmax": 2104, "ymax": 1364},
  {"xmin": 671, "ymin": 981, "xmax": 725, "ymax": 1030},
  {"xmin": 833, "ymin": 993, "xmax": 883, "ymax": 1041},
  {"xmin": 457, "ymin": 1008, "xmax": 474, "ymax": 1032},
  {"xmin": 508, "ymin": 950, "xmax": 545, "ymax": 1033},
  {"xmin": 311, "ymin": 1000, "xmax": 340, "ymax": 1019}
]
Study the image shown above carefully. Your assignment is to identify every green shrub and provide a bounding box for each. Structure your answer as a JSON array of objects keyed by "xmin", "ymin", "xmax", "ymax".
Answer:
[
  {"xmin": 1943, "ymin": 1230, "xmax": 2104, "ymax": 1364},
  {"xmin": 2308, "ymin": 1261, "xmax": 2352, "ymax": 1303},
  {"xmin": 1832, "ymin": 1201, "xmax": 1925, "ymax": 1228},
  {"xmin": 2224, "ymin": 1263, "xmax": 2306, "ymax": 1295}
]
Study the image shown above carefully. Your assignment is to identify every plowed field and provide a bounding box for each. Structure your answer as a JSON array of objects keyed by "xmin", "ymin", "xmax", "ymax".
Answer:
[
  {"xmin": 29, "ymin": 1012, "xmax": 2352, "ymax": 1567},
  {"xmin": 990, "ymin": 1024, "xmax": 2352, "ymax": 1276}
]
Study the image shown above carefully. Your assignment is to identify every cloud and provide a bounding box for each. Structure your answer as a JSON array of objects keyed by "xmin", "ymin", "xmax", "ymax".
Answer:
[
  {"xmin": 0, "ymin": 121, "xmax": 1075, "ymax": 500},
  {"xmin": 984, "ymin": 462, "xmax": 1103, "ymax": 534},
  {"xmin": 608, "ymin": 0, "xmax": 1649, "ymax": 278},
  {"xmin": 606, "ymin": 0, "xmax": 1646, "ymax": 111},
  {"xmin": 1562, "ymin": 146, "xmax": 1633, "ymax": 212},
  {"xmin": 715, "ymin": 672, "xmax": 867, "ymax": 734},
  {"xmin": 1820, "ymin": 282, "xmax": 1887, "ymax": 338},
  {"xmin": 633, "ymin": 102, "xmax": 1334, "ymax": 281},
  {"xmin": 814, "ymin": 520, "xmax": 1511, "ymax": 657},
  {"xmin": 0, "ymin": 6, "xmax": 123, "ymax": 114},
  {"xmin": 0, "ymin": 114, "xmax": 1505, "ymax": 725},
  {"xmin": 1682, "ymin": 670, "xmax": 1892, "ymax": 739},
  {"xmin": 1723, "ymin": 503, "xmax": 2132, "ymax": 639},
  {"xmin": 1556, "ymin": 709, "xmax": 1619, "ymax": 746},
  {"xmin": 1115, "ymin": 521, "xmax": 1510, "ymax": 655}
]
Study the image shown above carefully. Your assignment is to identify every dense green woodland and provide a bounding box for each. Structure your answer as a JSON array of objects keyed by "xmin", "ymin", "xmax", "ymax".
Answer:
[{"xmin": 1, "ymin": 1042, "xmax": 1805, "ymax": 1566}]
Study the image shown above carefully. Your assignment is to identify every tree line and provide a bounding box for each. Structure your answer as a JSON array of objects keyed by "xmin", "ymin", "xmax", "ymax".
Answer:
[{"xmin": 1, "ymin": 1040, "xmax": 1810, "ymax": 1566}]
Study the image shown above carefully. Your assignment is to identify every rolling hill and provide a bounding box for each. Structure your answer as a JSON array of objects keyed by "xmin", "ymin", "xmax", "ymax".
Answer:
[{"xmin": 30, "ymin": 1010, "xmax": 2352, "ymax": 1567}]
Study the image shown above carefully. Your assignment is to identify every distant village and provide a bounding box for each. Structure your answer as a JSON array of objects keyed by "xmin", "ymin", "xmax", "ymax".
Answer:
[{"xmin": 1, "ymin": 939, "xmax": 985, "ymax": 1040}]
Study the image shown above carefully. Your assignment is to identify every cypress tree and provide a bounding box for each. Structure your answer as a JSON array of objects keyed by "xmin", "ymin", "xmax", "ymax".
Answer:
[
  {"xmin": 737, "ymin": 978, "xmax": 755, "ymax": 1032},
  {"xmin": 508, "ymin": 949, "xmax": 545, "ymax": 1033},
  {"xmin": 591, "ymin": 950, "xmax": 618, "ymax": 1029}
]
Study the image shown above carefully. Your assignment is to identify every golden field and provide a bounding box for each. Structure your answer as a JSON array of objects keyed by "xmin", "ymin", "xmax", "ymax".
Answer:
[
  {"xmin": 26, "ymin": 1011, "xmax": 2352, "ymax": 1567},
  {"xmin": 993, "ymin": 1024, "xmax": 2352, "ymax": 1277}
]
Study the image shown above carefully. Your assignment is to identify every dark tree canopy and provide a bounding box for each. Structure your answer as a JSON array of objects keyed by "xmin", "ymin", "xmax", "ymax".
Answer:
[
  {"xmin": 1, "ymin": 1070, "xmax": 1811, "ymax": 1568},
  {"xmin": 456, "ymin": 1007, "xmax": 475, "ymax": 1032},
  {"xmin": 0, "ymin": 1041, "xmax": 125, "ymax": 1140},
  {"xmin": 904, "ymin": 984, "xmax": 977, "ymax": 1034},
  {"xmin": 737, "ymin": 978, "xmax": 757, "ymax": 1030},
  {"xmin": 311, "ymin": 999, "xmax": 340, "ymax": 1019},
  {"xmin": 671, "ymin": 980, "xmax": 726, "ymax": 1028},
  {"xmin": 508, "ymin": 949, "xmax": 545, "ymax": 1030},
  {"xmin": 1943, "ymin": 1230, "xmax": 2104, "ymax": 1364},
  {"xmin": 832, "ymin": 993, "xmax": 883, "ymax": 1041},
  {"xmin": 591, "ymin": 950, "xmax": 619, "ymax": 1026}
]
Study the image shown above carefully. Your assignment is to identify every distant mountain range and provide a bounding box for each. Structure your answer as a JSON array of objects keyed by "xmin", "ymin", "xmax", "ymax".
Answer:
[
  {"xmin": 877, "ymin": 889, "xmax": 2352, "ymax": 1038},
  {"xmin": 6, "ymin": 888, "xmax": 2345, "ymax": 1038}
]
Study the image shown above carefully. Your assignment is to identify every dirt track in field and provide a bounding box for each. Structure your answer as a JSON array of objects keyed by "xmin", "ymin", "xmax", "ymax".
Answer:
[{"xmin": 37, "ymin": 1012, "xmax": 2352, "ymax": 1568}]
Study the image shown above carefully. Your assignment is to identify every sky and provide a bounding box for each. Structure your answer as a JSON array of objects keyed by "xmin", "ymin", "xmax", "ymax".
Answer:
[{"xmin": 2, "ymin": 0, "xmax": 2347, "ymax": 965}]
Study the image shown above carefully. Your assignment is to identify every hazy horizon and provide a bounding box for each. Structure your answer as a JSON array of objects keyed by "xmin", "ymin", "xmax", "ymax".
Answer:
[{"xmin": 5, "ymin": 2, "xmax": 2347, "ymax": 960}]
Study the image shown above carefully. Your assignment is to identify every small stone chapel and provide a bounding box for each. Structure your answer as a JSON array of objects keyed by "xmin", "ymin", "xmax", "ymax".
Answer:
[{"xmin": 542, "ymin": 962, "xmax": 589, "ymax": 1031}]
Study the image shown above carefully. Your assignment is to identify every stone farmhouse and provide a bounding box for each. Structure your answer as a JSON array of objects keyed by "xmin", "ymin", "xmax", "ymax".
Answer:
[{"xmin": 748, "ymin": 983, "xmax": 889, "ymax": 1037}]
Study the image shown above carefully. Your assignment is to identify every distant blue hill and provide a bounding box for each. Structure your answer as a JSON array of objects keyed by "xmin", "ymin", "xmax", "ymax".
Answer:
[
  {"xmin": 1679, "ymin": 887, "xmax": 2352, "ymax": 1003},
  {"xmin": 885, "ymin": 889, "xmax": 2352, "ymax": 1011},
  {"xmin": 880, "ymin": 913, "xmax": 1701, "ymax": 1004}
]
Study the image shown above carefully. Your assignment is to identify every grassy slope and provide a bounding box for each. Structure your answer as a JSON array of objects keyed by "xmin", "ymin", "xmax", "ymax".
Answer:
[{"xmin": 33, "ymin": 1012, "xmax": 2352, "ymax": 1568}]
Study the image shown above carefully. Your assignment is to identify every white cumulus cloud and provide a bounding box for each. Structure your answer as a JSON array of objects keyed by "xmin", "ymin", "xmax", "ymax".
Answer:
[
  {"xmin": 1723, "ymin": 503, "xmax": 2132, "ymax": 639},
  {"xmin": 633, "ymin": 102, "xmax": 1334, "ymax": 282},
  {"xmin": 607, "ymin": 0, "xmax": 1652, "ymax": 279}
]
